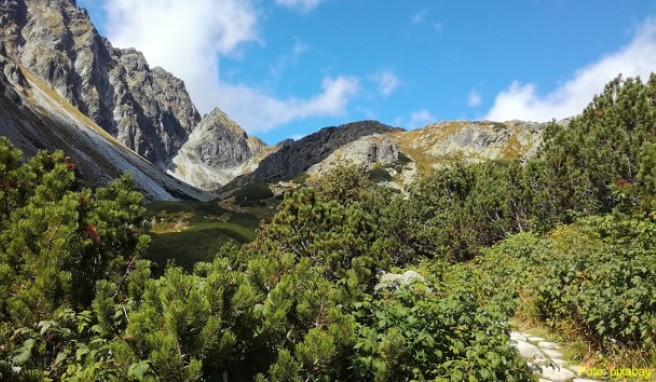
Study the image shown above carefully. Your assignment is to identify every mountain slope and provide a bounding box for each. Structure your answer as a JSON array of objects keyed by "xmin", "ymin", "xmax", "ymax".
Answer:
[
  {"xmin": 1, "ymin": 0, "xmax": 200, "ymax": 168},
  {"xmin": 222, "ymin": 120, "xmax": 403, "ymax": 191},
  {"xmin": 394, "ymin": 120, "xmax": 547, "ymax": 174},
  {"xmin": 0, "ymin": 46, "xmax": 212, "ymax": 201},
  {"xmin": 300, "ymin": 120, "xmax": 550, "ymax": 191}
]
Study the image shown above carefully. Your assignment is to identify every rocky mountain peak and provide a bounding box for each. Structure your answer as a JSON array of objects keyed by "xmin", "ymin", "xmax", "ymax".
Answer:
[
  {"xmin": 180, "ymin": 108, "xmax": 263, "ymax": 168},
  {"xmin": 168, "ymin": 108, "xmax": 269, "ymax": 190}
]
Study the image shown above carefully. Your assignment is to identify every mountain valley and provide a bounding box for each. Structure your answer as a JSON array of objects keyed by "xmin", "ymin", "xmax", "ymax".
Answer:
[{"xmin": 2, "ymin": 1, "xmax": 655, "ymax": 381}]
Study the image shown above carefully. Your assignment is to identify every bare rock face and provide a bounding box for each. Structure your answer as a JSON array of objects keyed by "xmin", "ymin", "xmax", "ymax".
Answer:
[
  {"xmin": 223, "ymin": 120, "xmax": 403, "ymax": 191},
  {"xmin": 170, "ymin": 108, "xmax": 268, "ymax": 190},
  {"xmin": 0, "ymin": 46, "xmax": 211, "ymax": 201},
  {"xmin": 2, "ymin": 0, "xmax": 200, "ymax": 167},
  {"xmin": 422, "ymin": 121, "xmax": 545, "ymax": 161},
  {"xmin": 307, "ymin": 134, "xmax": 399, "ymax": 176}
]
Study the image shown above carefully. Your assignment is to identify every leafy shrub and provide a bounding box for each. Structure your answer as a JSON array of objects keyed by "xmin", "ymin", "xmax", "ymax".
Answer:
[
  {"xmin": 234, "ymin": 182, "xmax": 274, "ymax": 206},
  {"xmin": 535, "ymin": 217, "xmax": 656, "ymax": 350},
  {"xmin": 349, "ymin": 285, "xmax": 532, "ymax": 382},
  {"xmin": 367, "ymin": 165, "xmax": 393, "ymax": 182}
]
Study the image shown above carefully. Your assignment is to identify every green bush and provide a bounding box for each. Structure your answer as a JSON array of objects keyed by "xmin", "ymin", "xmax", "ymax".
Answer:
[
  {"xmin": 367, "ymin": 165, "xmax": 393, "ymax": 182},
  {"xmin": 535, "ymin": 217, "xmax": 656, "ymax": 350},
  {"xmin": 349, "ymin": 285, "xmax": 532, "ymax": 382},
  {"xmin": 234, "ymin": 182, "xmax": 274, "ymax": 206}
]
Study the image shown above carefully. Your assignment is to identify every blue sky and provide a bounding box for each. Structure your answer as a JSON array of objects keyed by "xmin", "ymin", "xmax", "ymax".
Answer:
[{"xmin": 79, "ymin": 0, "xmax": 656, "ymax": 145}]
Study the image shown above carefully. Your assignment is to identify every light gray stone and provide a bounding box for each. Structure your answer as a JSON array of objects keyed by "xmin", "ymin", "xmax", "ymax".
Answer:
[
  {"xmin": 510, "ymin": 331, "xmax": 528, "ymax": 341},
  {"xmin": 375, "ymin": 270, "xmax": 426, "ymax": 292},
  {"xmin": 539, "ymin": 365, "xmax": 576, "ymax": 381},
  {"xmin": 543, "ymin": 349, "xmax": 564, "ymax": 359},
  {"xmin": 549, "ymin": 358, "xmax": 567, "ymax": 367},
  {"xmin": 538, "ymin": 341, "xmax": 561, "ymax": 350},
  {"xmin": 516, "ymin": 341, "xmax": 546, "ymax": 361},
  {"xmin": 528, "ymin": 336, "xmax": 546, "ymax": 342}
]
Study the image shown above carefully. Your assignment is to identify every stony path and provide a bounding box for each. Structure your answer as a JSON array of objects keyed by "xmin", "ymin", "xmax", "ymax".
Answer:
[{"xmin": 510, "ymin": 331, "xmax": 597, "ymax": 382}]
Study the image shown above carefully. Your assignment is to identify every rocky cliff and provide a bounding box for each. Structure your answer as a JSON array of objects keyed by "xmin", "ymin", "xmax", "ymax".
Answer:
[
  {"xmin": 170, "ymin": 108, "xmax": 269, "ymax": 190},
  {"xmin": 222, "ymin": 120, "xmax": 403, "ymax": 191},
  {"xmin": 307, "ymin": 134, "xmax": 400, "ymax": 175},
  {"xmin": 1, "ymin": 0, "xmax": 200, "ymax": 168},
  {"xmin": 0, "ymin": 46, "xmax": 211, "ymax": 200}
]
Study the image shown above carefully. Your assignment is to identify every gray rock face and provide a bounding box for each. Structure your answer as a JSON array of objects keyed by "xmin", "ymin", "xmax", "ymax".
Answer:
[
  {"xmin": 0, "ymin": 48, "xmax": 211, "ymax": 201},
  {"xmin": 183, "ymin": 108, "xmax": 261, "ymax": 168},
  {"xmin": 419, "ymin": 121, "xmax": 546, "ymax": 162},
  {"xmin": 223, "ymin": 120, "xmax": 403, "ymax": 191},
  {"xmin": 308, "ymin": 134, "xmax": 399, "ymax": 175},
  {"xmin": 0, "ymin": 48, "xmax": 24, "ymax": 104},
  {"xmin": 2, "ymin": 0, "xmax": 200, "ymax": 167},
  {"xmin": 170, "ymin": 108, "xmax": 268, "ymax": 190},
  {"xmin": 305, "ymin": 133, "xmax": 420, "ymax": 191}
]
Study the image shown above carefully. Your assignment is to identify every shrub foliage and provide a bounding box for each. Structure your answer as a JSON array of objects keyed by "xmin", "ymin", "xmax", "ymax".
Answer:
[{"xmin": 2, "ymin": 73, "xmax": 656, "ymax": 380}]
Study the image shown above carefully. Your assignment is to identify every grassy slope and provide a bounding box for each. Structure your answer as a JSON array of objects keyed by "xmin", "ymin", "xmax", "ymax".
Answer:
[
  {"xmin": 144, "ymin": 200, "xmax": 265, "ymax": 273},
  {"xmin": 394, "ymin": 121, "xmax": 537, "ymax": 176}
]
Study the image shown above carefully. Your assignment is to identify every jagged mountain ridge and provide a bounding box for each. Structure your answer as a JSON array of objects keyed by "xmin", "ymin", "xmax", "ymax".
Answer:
[
  {"xmin": 0, "ymin": 0, "xmax": 270, "ymax": 194},
  {"xmin": 1, "ymin": 0, "xmax": 202, "ymax": 168}
]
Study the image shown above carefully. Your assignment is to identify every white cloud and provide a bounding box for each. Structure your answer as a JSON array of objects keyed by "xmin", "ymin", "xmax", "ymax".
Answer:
[
  {"xmin": 99, "ymin": 0, "xmax": 358, "ymax": 133},
  {"xmin": 215, "ymin": 76, "xmax": 360, "ymax": 132},
  {"xmin": 270, "ymin": 41, "xmax": 308, "ymax": 78},
  {"xmin": 372, "ymin": 71, "xmax": 401, "ymax": 97},
  {"xmin": 102, "ymin": 0, "xmax": 258, "ymax": 114},
  {"xmin": 396, "ymin": 109, "xmax": 436, "ymax": 129},
  {"xmin": 486, "ymin": 19, "xmax": 656, "ymax": 122},
  {"xmin": 467, "ymin": 90, "xmax": 482, "ymax": 107},
  {"xmin": 411, "ymin": 9, "xmax": 429, "ymax": 24},
  {"xmin": 275, "ymin": 0, "xmax": 324, "ymax": 11}
]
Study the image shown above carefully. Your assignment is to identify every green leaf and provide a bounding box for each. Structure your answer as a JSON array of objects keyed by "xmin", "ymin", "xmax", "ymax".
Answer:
[{"xmin": 128, "ymin": 360, "xmax": 151, "ymax": 379}]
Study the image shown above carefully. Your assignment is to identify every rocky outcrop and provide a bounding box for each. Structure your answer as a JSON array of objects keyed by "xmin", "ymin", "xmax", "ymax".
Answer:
[
  {"xmin": 395, "ymin": 120, "xmax": 547, "ymax": 175},
  {"xmin": 222, "ymin": 120, "xmax": 403, "ymax": 191},
  {"xmin": 307, "ymin": 134, "xmax": 399, "ymax": 175},
  {"xmin": 170, "ymin": 108, "xmax": 268, "ymax": 190},
  {"xmin": 1, "ymin": 0, "xmax": 200, "ymax": 167}
]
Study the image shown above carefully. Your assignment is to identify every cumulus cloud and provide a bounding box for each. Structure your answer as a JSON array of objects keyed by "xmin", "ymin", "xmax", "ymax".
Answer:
[
  {"xmin": 396, "ymin": 109, "xmax": 436, "ymax": 129},
  {"xmin": 98, "ymin": 0, "xmax": 357, "ymax": 133},
  {"xmin": 486, "ymin": 19, "xmax": 656, "ymax": 122},
  {"xmin": 372, "ymin": 71, "xmax": 401, "ymax": 97},
  {"xmin": 215, "ymin": 76, "xmax": 360, "ymax": 132},
  {"xmin": 467, "ymin": 90, "xmax": 482, "ymax": 107},
  {"xmin": 275, "ymin": 0, "xmax": 325, "ymax": 11}
]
